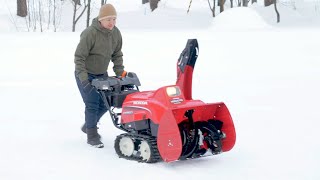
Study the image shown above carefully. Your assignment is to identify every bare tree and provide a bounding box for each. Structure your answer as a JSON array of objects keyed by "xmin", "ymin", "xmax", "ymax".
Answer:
[
  {"xmin": 187, "ymin": 0, "xmax": 192, "ymax": 13},
  {"xmin": 38, "ymin": 1, "xmax": 43, "ymax": 32},
  {"xmin": 141, "ymin": 0, "xmax": 160, "ymax": 11},
  {"xmin": 264, "ymin": 0, "xmax": 272, "ymax": 6},
  {"xmin": 73, "ymin": 0, "xmax": 81, "ymax": 5},
  {"xmin": 86, "ymin": 0, "xmax": 92, "ymax": 27},
  {"xmin": 150, "ymin": 0, "xmax": 159, "ymax": 11},
  {"xmin": 237, "ymin": 0, "xmax": 241, "ymax": 6},
  {"xmin": 72, "ymin": 0, "xmax": 88, "ymax": 32},
  {"xmin": 265, "ymin": 0, "xmax": 280, "ymax": 23},
  {"xmin": 274, "ymin": 0, "xmax": 280, "ymax": 23},
  {"xmin": 47, "ymin": 0, "xmax": 52, "ymax": 29},
  {"xmin": 7, "ymin": 2, "xmax": 19, "ymax": 31},
  {"xmin": 208, "ymin": 0, "xmax": 216, "ymax": 17},
  {"xmin": 27, "ymin": 0, "xmax": 37, "ymax": 31},
  {"xmin": 101, "ymin": 0, "xmax": 107, "ymax": 6},
  {"xmin": 53, "ymin": 0, "xmax": 63, "ymax": 32},
  {"xmin": 27, "ymin": 0, "xmax": 31, "ymax": 30},
  {"xmin": 17, "ymin": 0, "xmax": 28, "ymax": 17},
  {"xmin": 53, "ymin": 0, "xmax": 57, "ymax": 31},
  {"xmin": 219, "ymin": 0, "xmax": 225, "ymax": 12},
  {"xmin": 242, "ymin": 0, "xmax": 248, "ymax": 7}
]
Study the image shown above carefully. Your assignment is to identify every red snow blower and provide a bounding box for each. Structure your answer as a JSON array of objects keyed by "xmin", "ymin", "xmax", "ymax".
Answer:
[{"xmin": 91, "ymin": 39, "xmax": 236, "ymax": 163}]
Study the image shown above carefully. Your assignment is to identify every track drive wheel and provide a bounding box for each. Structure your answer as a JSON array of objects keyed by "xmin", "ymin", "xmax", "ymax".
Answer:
[
  {"xmin": 138, "ymin": 140, "xmax": 152, "ymax": 162},
  {"xmin": 138, "ymin": 138, "xmax": 161, "ymax": 163},
  {"xmin": 115, "ymin": 135, "xmax": 135, "ymax": 157}
]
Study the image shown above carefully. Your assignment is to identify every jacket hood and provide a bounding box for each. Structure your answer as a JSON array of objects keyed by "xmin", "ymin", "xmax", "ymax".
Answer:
[{"xmin": 91, "ymin": 17, "xmax": 113, "ymax": 33}]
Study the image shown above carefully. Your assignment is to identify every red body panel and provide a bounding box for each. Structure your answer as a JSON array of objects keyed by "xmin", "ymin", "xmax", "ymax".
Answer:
[
  {"xmin": 176, "ymin": 66, "xmax": 194, "ymax": 100},
  {"xmin": 157, "ymin": 110, "xmax": 182, "ymax": 162}
]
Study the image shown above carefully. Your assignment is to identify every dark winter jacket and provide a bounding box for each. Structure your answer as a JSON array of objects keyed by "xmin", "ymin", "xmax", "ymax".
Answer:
[{"xmin": 74, "ymin": 18, "xmax": 124, "ymax": 82}]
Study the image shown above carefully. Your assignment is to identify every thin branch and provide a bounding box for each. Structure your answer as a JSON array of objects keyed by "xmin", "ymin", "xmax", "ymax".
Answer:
[
  {"xmin": 5, "ymin": 0, "xmax": 19, "ymax": 31},
  {"xmin": 75, "ymin": 4, "xmax": 88, "ymax": 24}
]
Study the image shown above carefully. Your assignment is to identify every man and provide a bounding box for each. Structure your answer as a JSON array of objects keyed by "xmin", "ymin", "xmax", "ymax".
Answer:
[{"xmin": 74, "ymin": 4, "xmax": 127, "ymax": 148}]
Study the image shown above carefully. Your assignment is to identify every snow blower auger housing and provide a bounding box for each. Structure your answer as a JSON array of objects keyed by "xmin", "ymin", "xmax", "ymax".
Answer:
[{"xmin": 91, "ymin": 39, "xmax": 236, "ymax": 163}]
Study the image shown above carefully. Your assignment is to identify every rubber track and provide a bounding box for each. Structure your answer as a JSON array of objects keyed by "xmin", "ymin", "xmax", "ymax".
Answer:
[{"xmin": 114, "ymin": 133, "xmax": 162, "ymax": 163}]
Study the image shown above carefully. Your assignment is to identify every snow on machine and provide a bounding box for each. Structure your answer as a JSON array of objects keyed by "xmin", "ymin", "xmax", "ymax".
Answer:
[{"xmin": 91, "ymin": 39, "xmax": 236, "ymax": 163}]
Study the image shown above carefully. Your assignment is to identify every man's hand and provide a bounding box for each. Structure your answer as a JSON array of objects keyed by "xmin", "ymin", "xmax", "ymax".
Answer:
[{"xmin": 121, "ymin": 71, "xmax": 127, "ymax": 78}]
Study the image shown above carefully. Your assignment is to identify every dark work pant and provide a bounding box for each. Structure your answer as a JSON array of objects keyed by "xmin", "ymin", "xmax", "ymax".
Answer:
[{"xmin": 75, "ymin": 72, "xmax": 108, "ymax": 129}]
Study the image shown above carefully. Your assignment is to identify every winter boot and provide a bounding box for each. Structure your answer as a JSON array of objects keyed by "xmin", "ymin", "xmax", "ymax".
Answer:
[
  {"xmin": 81, "ymin": 123, "xmax": 86, "ymax": 133},
  {"xmin": 81, "ymin": 123, "xmax": 101, "ymax": 139},
  {"xmin": 86, "ymin": 127, "xmax": 104, "ymax": 148}
]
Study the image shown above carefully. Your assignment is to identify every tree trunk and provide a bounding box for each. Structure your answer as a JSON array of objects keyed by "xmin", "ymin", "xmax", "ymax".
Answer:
[
  {"xmin": 264, "ymin": 0, "xmax": 273, "ymax": 6},
  {"xmin": 72, "ymin": 1, "xmax": 76, "ymax": 31},
  {"xmin": 274, "ymin": 0, "xmax": 280, "ymax": 23},
  {"xmin": 38, "ymin": 1, "xmax": 43, "ymax": 32},
  {"xmin": 73, "ymin": 0, "xmax": 81, "ymax": 5},
  {"xmin": 187, "ymin": 0, "xmax": 192, "ymax": 13},
  {"xmin": 150, "ymin": 0, "xmax": 159, "ymax": 11},
  {"xmin": 53, "ymin": 0, "xmax": 56, "ymax": 32},
  {"xmin": 101, "ymin": 0, "xmax": 107, "ymax": 6},
  {"xmin": 72, "ymin": 0, "xmax": 88, "ymax": 32},
  {"xmin": 242, "ymin": 0, "xmax": 248, "ymax": 7},
  {"xmin": 207, "ymin": 0, "xmax": 216, "ymax": 17},
  {"xmin": 219, "ymin": 0, "xmax": 225, "ymax": 13},
  {"xmin": 252, "ymin": 0, "xmax": 257, "ymax": 4},
  {"xmin": 47, "ymin": 0, "xmax": 52, "ymax": 29},
  {"xmin": 87, "ymin": 0, "xmax": 91, "ymax": 27},
  {"xmin": 17, "ymin": 0, "xmax": 28, "ymax": 17},
  {"xmin": 230, "ymin": 0, "xmax": 233, "ymax": 8}
]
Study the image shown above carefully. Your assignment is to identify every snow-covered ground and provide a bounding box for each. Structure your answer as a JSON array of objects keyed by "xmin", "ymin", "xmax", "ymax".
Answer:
[{"xmin": 1, "ymin": 0, "xmax": 320, "ymax": 180}]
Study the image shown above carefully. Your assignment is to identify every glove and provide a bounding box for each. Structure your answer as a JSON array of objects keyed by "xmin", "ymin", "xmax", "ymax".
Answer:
[
  {"xmin": 121, "ymin": 71, "xmax": 127, "ymax": 78},
  {"xmin": 82, "ymin": 80, "xmax": 95, "ymax": 94}
]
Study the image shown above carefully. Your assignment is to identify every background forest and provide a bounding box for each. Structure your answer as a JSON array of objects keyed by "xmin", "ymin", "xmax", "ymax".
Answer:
[{"xmin": 2, "ymin": 0, "xmax": 320, "ymax": 32}]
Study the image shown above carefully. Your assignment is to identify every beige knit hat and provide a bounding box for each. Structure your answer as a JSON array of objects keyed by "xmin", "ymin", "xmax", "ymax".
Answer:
[{"xmin": 98, "ymin": 4, "xmax": 117, "ymax": 21}]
